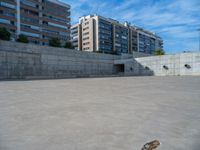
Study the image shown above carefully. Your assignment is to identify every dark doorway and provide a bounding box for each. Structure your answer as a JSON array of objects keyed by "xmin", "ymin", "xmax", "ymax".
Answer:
[{"xmin": 114, "ymin": 64, "xmax": 125, "ymax": 74}]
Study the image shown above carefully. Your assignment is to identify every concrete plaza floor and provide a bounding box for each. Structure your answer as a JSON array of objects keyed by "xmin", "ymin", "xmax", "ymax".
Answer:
[{"xmin": 0, "ymin": 76, "xmax": 200, "ymax": 150}]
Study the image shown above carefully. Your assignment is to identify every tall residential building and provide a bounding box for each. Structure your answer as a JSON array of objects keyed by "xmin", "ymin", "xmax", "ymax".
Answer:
[
  {"xmin": 0, "ymin": 0, "xmax": 17, "ymax": 40},
  {"xmin": 80, "ymin": 15, "xmax": 96, "ymax": 52},
  {"xmin": 136, "ymin": 28, "xmax": 163, "ymax": 54},
  {"xmin": 113, "ymin": 22, "xmax": 129, "ymax": 54},
  {"xmin": 0, "ymin": 0, "xmax": 70, "ymax": 45},
  {"xmin": 71, "ymin": 23, "xmax": 82, "ymax": 50},
  {"xmin": 71, "ymin": 14, "xmax": 163, "ymax": 54}
]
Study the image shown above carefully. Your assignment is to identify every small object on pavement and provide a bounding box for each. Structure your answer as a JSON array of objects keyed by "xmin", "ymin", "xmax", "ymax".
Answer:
[{"xmin": 141, "ymin": 140, "xmax": 160, "ymax": 150}]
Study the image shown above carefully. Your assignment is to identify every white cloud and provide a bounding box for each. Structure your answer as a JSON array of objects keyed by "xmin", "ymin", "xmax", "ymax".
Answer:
[{"xmin": 114, "ymin": 0, "xmax": 140, "ymax": 11}]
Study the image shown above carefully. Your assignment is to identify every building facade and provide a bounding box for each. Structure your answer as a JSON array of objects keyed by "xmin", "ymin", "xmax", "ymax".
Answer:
[
  {"xmin": 136, "ymin": 29, "xmax": 163, "ymax": 54},
  {"xmin": 71, "ymin": 23, "xmax": 82, "ymax": 50},
  {"xmin": 0, "ymin": 0, "xmax": 70, "ymax": 45},
  {"xmin": 113, "ymin": 23, "xmax": 129, "ymax": 54},
  {"xmin": 71, "ymin": 14, "xmax": 163, "ymax": 55},
  {"xmin": 0, "ymin": 0, "xmax": 17, "ymax": 40},
  {"xmin": 80, "ymin": 15, "xmax": 96, "ymax": 52}
]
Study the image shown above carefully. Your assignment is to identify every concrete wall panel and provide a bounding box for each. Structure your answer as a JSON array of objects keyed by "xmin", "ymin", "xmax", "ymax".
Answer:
[
  {"xmin": 133, "ymin": 52, "xmax": 200, "ymax": 76},
  {"xmin": 0, "ymin": 41, "xmax": 120, "ymax": 79},
  {"xmin": 1, "ymin": 41, "xmax": 200, "ymax": 79}
]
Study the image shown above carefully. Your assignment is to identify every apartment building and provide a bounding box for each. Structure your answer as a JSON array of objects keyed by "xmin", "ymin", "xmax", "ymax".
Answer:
[
  {"xmin": 113, "ymin": 22, "xmax": 129, "ymax": 54},
  {"xmin": 97, "ymin": 16, "xmax": 113, "ymax": 53},
  {"xmin": 136, "ymin": 28, "xmax": 163, "ymax": 54},
  {"xmin": 71, "ymin": 23, "xmax": 82, "ymax": 50},
  {"xmin": 0, "ymin": 0, "xmax": 70, "ymax": 45},
  {"xmin": 71, "ymin": 14, "xmax": 163, "ymax": 54},
  {"xmin": 80, "ymin": 15, "xmax": 96, "ymax": 52},
  {"xmin": 0, "ymin": 0, "xmax": 17, "ymax": 39},
  {"xmin": 128, "ymin": 26, "xmax": 138, "ymax": 53},
  {"xmin": 75, "ymin": 15, "xmax": 114, "ymax": 53}
]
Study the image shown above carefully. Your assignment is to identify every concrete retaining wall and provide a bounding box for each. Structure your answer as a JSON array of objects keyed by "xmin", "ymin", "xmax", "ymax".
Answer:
[
  {"xmin": 0, "ymin": 41, "xmax": 120, "ymax": 80},
  {"xmin": 114, "ymin": 52, "xmax": 200, "ymax": 76},
  {"xmin": 132, "ymin": 51, "xmax": 152, "ymax": 58},
  {"xmin": 133, "ymin": 53, "xmax": 200, "ymax": 76},
  {"xmin": 1, "ymin": 40, "xmax": 200, "ymax": 80}
]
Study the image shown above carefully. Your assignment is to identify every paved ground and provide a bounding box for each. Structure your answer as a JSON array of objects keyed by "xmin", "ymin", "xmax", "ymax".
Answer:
[{"xmin": 0, "ymin": 76, "xmax": 200, "ymax": 150}]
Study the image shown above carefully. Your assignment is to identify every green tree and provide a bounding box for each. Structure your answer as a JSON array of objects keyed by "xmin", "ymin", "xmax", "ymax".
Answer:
[
  {"xmin": 0, "ymin": 28, "xmax": 11, "ymax": 41},
  {"xmin": 154, "ymin": 49, "xmax": 165, "ymax": 56},
  {"xmin": 49, "ymin": 38, "xmax": 61, "ymax": 47},
  {"xmin": 64, "ymin": 41, "xmax": 74, "ymax": 49},
  {"xmin": 17, "ymin": 34, "xmax": 29, "ymax": 43}
]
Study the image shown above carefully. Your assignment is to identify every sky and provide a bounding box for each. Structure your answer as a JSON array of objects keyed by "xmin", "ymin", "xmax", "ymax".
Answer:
[{"xmin": 61, "ymin": 0, "xmax": 200, "ymax": 54}]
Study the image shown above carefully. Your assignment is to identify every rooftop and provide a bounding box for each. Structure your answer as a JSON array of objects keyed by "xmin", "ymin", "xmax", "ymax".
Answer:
[{"xmin": 78, "ymin": 14, "xmax": 162, "ymax": 39}]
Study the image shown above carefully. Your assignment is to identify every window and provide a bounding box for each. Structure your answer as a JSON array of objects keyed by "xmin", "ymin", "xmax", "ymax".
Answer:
[
  {"xmin": 0, "ymin": 18, "xmax": 12, "ymax": 25},
  {"xmin": 10, "ymin": 21, "xmax": 14, "ymax": 25},
  {"xmin": 21, "ymin": 16, "xmax": 39, "ymax": 23},
  {"xmin": 83, "ymin": 37, "xmax": 89, "ymax": 41},
  {"xmin": 71, "ymin": 27, "xmax": 78, "ymax": 31},
  {"xmin": 59, "ymin": 31, "xmax": 68, "ymax": 37},
  {"xmin": 21, "ymin": 24, "xmax": 39, "ymax": 30},
  {"xmin": 50, "ymin": 16, "xmax": 66, "ymax": 23},
  {"xmin": 71, "ymin": 30, "xmax": 78, "ymax": 35},
  {"xmin": 83, "ymin": 32, "xmax": 89, "ymax": 36},
  {"xmin": 115, "ymin": 43, "xmax": 121, "ymax": 47},
  {"xmin": 83, "ymin": 42, "xmax": 90, "ymax": 45},
  {"xmin": 85, "ymin": 22, "xmax": 89, "ymax": 25},
  {"xmin": 21, "ymin": 8, "xmax": 38, "ymax": 16},
  {"xmin": 20, "ymin": 31, "xmax": 40, "ymax": 38},
  {"xmin": 83, "ymin": 27, "xmax": 89, "ymax": 31},
  {"xmin": 42, "ymin": 29, "xmax": 59, "ymax": 35},
  {"xmin": 122, "ymin": 36, "xmax": 127, "ymax": 39},
  {"xmin": 83, "ymin": 47, "xmax": 90, "ymax": 50},
  {"xmin": 0, "ymin": 10, "xmax": 15, "ymax": 17},
  {"xmin": 46, "ymin": 22, "xmax": 67, "ymax": 30},
  {"xmin": 43, "ymin": 14, "xmax": 66, "ymax": 23},
  {"xmin": 0, "ymin": 2, "xmax": 15, "ymax": 9},
  {"xmin": 20, "ymin": 0, "xmax": 38, "ymax": 8},
  {"xmin": 43, "ymin": 21, "xmax": 48, "ymax": 25},
  {"xmin": 43, "ymin": 42, "xmax": 48, "ymax": 46}
]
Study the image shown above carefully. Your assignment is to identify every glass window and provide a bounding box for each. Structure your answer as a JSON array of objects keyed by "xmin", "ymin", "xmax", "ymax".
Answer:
[
  {"xmin": 0, "ymin": 2, "xmax": 15, "ymax": 9},
  {"xmin": 20, "ymin": 0, "xmax": 37, "ymax": 8},
  {"xmin": 20, "ymin": 31, "xmax": 40, "ymax": 38}
]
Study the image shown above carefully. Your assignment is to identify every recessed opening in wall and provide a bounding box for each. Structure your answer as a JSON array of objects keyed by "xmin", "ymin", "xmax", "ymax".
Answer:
[
  {"xmin": 163, "ymin": 65, "xmax": 169, "ymax": 70},
  {"xmin": 185, "ymin": 64, "xmax": 191, "ymax": 69},
  {"xmin": 114, "ymin": 64, "xmax": 125, "ymax": 74}
]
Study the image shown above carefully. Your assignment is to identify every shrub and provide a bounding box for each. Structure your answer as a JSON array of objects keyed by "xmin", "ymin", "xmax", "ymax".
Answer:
[
  {"xmin": 0, "ymin": 28, "xmax": 11, "ymax": 41},
  {"xmin": 154, "ymin": 49, "xmax": 165, "ymax": 55},
  {"xmin": 17, "ymin": 34, "xmax": 29, "ymax": 43},
  {"xmin": 64, "ymin": 41, "xmax": 74, "ymax": 49},
  {"xmin": 49, "ymin": 38, "xmax": 61, "ymax": 47}
]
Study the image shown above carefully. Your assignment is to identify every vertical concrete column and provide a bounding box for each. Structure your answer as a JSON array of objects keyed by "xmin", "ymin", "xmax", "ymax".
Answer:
[
  {"xmin": 95, "ymin": 16, "xmax": 99, "ymax": 51},
  {"xmin": 137, "ymin": 32, "xmax": 140, "ymax": 52},
  {"xmin": 113, "ymin": 24, "xmax": 116, "ymax": 52},
  {"xmin": 16, "ymin": 0, "xmax": 20, "ymax": 35},
  {"xmin": 39, "ymin": 0, "xmax": 43, "ymax": 45},
  {"xmin": 128, "ymin": 29, "xmax": 131, "ymax": 54},
  {"xmin": 91, "ymin": 19, "xmax": 95, "ymax": 51},
  {"xmin": 78, "ymin": 24, "xmax": 82, "ymax": 51}
]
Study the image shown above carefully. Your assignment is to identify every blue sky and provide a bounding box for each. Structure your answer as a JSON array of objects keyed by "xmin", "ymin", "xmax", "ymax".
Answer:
[{"xmin": 61, "ymin": 0, "xmax": 200, "ymax": 54}]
